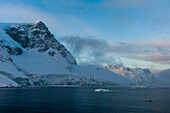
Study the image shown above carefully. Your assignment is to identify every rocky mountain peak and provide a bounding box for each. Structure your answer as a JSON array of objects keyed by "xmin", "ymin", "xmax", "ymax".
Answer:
[
  {"xmin": 3, "ymin": 21, "xmax": 77, "ymax": 65},
  {"xmin": 34, "ymin": 21, "xmax": 48, "ymax": 31}
]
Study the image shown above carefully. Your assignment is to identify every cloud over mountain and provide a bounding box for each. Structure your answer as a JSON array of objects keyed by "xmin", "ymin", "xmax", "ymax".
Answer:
[{"xmin": 61, "ymin": 36, "xmax": 170, "ymax": 65}]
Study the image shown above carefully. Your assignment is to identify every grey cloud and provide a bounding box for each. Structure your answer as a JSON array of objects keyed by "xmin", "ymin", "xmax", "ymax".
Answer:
[
  {"xmin": 60, "ymin": 36, "xmax": 170, "ymax": 66},
  {"xmin": 60, "ymin": 36, "xmax": 124, "ymax": 66},
  {"xmin": 60, "ymin": 36, "xmax": 108, "ymax": 54}
]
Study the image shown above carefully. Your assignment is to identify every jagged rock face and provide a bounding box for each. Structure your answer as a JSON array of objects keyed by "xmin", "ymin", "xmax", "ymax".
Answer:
[
  {"xmin": 0, "ymin": 40, "xmax": 22, "ymax": 55},
  {"xmin": 3, "ymin": 45, "xmax": 22, "ymax": 55},
  {"xmin": 0, "ymin": 45, "xmax": 12, "ymax": 62},
  {"xmin": 4, "ymin": 21, "xmax": 77, "ymax": 65},
  {"xmin": 103, "ymin": 65, "xmax": 156, "ymax": 86}
]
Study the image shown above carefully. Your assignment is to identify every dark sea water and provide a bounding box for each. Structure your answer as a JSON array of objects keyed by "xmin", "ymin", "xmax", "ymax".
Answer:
[{"xmin": 0, "ymin": 87, "xmax": 170, "ymax": 113}]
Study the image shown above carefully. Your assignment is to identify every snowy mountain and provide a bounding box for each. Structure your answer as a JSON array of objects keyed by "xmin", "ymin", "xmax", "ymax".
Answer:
[
  {"xmin": 0, "ymin": 44, "xmax": 33, "ymax": 87},
  {"xmin": 0, "ymin": 21, "xmax": 134, "ymax": 87},
  {"xmin": 4, "ymin": 21, "xmax": 77, "ymax": 65},
  {"xmin": 103, "ymin": 65, "xmax": 156, "ymax": 86},
  {"xmin": 156, "ymin": 69, "xmax": 170, "ymax": 87}
]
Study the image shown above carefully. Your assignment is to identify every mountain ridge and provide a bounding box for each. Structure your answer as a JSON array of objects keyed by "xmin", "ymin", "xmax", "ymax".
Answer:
[
  {"xmin": 0, "ymin": 21, "xmax": 164, "ymax": 87},
  {"xmin": 103, "ymin": 64, "xmax": 156, "ymax": 86}
]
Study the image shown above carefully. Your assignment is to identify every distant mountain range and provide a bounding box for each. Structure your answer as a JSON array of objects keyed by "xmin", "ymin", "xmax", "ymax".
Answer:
[
  {"xmin": 0, "ymin": 21, "xmax": 169, "ymax": 87},
  {"xmin": 103, "ymin": 65, "xmax": 157, "ymax": 86}
]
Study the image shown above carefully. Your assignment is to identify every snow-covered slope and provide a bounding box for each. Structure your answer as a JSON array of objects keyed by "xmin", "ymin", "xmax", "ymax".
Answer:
[
  {"xmin": 0, "ymin": 74, "xmax": 19, "ymax": 87},
  {"xmin": 0, "ymin": 45, "xmax": 20, "ymax": 87},
  {"xmin": 103, "ymin": 65, "xmax": 156, "ymax": 86},
  {"xmin": 12, "ymin": 49, "xmax": 71, "ymax": 74},
  {"xmin": 73, "ymin": 65, "xmax": 132, "ymax": 86},
  {"xmin": 157, "ymin": 69, "xmax": 170, "ymax": 87},
  {"xmin": 0, "ymin": 45, "xmax": 33, "ymax": 86},
  {"xmin": 0, "ymin": 23, "xmax": 23, "ymax": 55}
]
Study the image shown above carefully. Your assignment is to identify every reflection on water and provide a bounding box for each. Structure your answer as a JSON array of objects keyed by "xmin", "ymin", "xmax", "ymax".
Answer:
[{"xmin": 0, "ymin": 87, "xmax": 170, "ymax": 113}]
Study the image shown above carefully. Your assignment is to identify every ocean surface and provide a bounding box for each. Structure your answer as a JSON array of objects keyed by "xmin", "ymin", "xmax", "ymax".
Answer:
[{"xmin": 0, "ymin": 87, "xmax": 170, "ymax": 113}]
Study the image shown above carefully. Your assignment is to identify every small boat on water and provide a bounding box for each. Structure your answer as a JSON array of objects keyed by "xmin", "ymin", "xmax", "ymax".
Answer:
[
  {"xmin": 95, "ymin": 89, "xmax": 111, "ymax": 93},
  {"xmin": 145, "ymin": 99, "xmax": 152, "ymax": 102}
]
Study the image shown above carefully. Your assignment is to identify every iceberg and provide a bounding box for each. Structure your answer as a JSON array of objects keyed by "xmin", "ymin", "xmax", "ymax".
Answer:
[{"xmin": 95, "ymin": 89, "xmax": 111, "ymax": 93}]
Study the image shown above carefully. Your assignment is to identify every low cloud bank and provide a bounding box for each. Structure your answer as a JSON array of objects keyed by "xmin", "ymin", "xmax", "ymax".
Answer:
[{"xmin": 60, "ymin": 36, "xmax": 170, "ymax": 65}]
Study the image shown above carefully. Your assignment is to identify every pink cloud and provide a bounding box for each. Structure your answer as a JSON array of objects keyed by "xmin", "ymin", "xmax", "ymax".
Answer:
[{"xmin": 128, "ymin": 55, "xmax": 170, "ymax": 64}]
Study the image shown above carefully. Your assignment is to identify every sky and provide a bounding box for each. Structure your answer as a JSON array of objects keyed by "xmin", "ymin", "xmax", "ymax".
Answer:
[{"xmin": 0, "ymin": 0, "xmax": 170, "ymax": 71}]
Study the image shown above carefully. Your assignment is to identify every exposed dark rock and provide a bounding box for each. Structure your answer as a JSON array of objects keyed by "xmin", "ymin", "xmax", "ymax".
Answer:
[
  {"xmin": 4, "ymin": 21, "xmax": 77, "ymax": 65},
  {"xmin": 5, "ymin": 27, "xmax": 30, "ymax": 48},
  {"xmin": 13, "ymin": 77, "xmax": 31, "ymax": 86},
  {"xmin": 48, "ymin": 51, "xmax": 56, "ymax": 56},
  {"xmin": 0, "ymin": 71, "xmax": 32, "ymax": 86},
  {"xmin": 143, "ymin": 69, "xmax": 151, "ymax": 74},
  {"xmin": 34, "ymin": 21, "xmax": 48, "ymax": 30},
  {"xmin": 0, "ymin": 45, "xmax": 13, "ymax": 62},
  {"xmin": 4, "ymin": 45, "xmax": 23, "ymax": 55}
]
